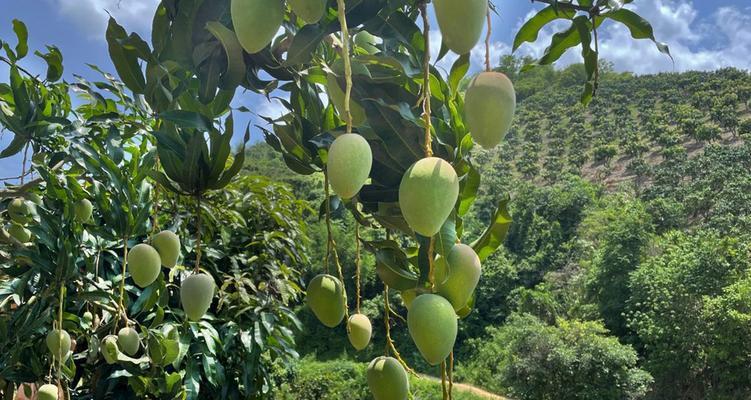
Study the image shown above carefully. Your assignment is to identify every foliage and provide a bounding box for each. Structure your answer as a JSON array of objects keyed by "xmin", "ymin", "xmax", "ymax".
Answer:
[{"xmin": 459, "ymin": 313, "xmax": 652, "ymax": 400}]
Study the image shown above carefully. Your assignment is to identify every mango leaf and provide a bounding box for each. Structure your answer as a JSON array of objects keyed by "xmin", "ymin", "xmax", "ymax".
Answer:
[
  {"xmin": 364, "ymin": 240, "xmax": 419, "ymax": 290},
  {"xmin": 286, "ymin": 24, "xmax": 326, "ymax": 65},
  {"xmin": 470, "ymin": 198, "xmax": 512, "ymax": 261},
  {"xmin": 34, "ymin": 46, "xmax": 63, "ymax": 82},
  {"xmin": 106, "ymin": 17, "xmax": 146, "ymax": 93},
  {"xmin": 573, "ymin": 16, "xmax": 598, "ymax": 105},
  {"xmin": 434, "ymin": 214, "xmax": 458, "ymax": 257},
  {"xmin": 205, "ymin": 21, "xmax": 246, "ymax": 90},
  {"xmin": 513, "ymin": 6, "xmax": 575, "ymax": 51},
  {"xmin": 605, "ymin": 8, "xmax": 672, "ymax": 61},
  {"xmin": 12, "ymin": 19, "xmax": 28, "ymax": 59},
  {"xmin": 159, "ymin": 110, "xmax": 213, "ymax": 131},
  {"xmin": 448, "ymin": 53, "xmax": 469, "ymax": 94}
]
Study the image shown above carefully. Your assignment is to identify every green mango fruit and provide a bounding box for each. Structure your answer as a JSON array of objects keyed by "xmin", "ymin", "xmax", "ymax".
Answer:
[
  {"xmin": 407, "ymin": 294, "xmax": 457, "ymax": 365},
  {"xmin": 82, "ymin": 311, "xmax": 93, "ymax": 325},
  {"xmin": 435, "ymin": 244, "xmax": 481, "ymax": 311},
  {"xmin": 347, "ymin": 313, "xmax": 372, "ymax": 351},
  {"xmin": 433, "ymin": 0, "xmax": 487, "ymax": 54},
  {"xmin": 306, "ymin": 274, "xmax": 346, "ymax": 328},
  {"xmin": 8, "ymin": 223, "xmax": 31, "ymax": 243},
  {"xmin": 326, "ymin": 73, "xmax": 367, "ymax": 126},
  {"xmin": 180, "ymin": 273, "xmax": 216, "ymax": 321},
  {"xmin": 37, "ymin": 384, "xmax": 58, "ymax": 400},
  {"xmin": 465, "ymin": 72, "xmax": 516, "ymax": 149},
  {"xmin": 8, "ymin": 197, "xmax": 31, "ymax": 224},
  {"xmin": 128, "ymin": 243, "xmax": 162, "ymax": 288},
  {"xmin": 102, "ymin": 335, "xmax": 119, "ymax": 364},
  {"xmin": 399, "ymin": 157, "xmax": 459, "ymax": 237},
  {"xmin": 289, "ymin": 0, "xmax": 327, "ymax": 24},
  {"xmin": 327, "ymin": 134, "xmax": 372, "ymax": 199},
  {"xmin": 74, "ymin": 199, "xmax": 93, "ymax": 222},
  {"xmin": 231, "ymin": 0, "xmax": 284, "ymax": 54},
  {"xmin": 367, "ymin": 356, "xmax": 409, "ymax": 400},
  {"xmin": 354, "ymin": 31, "xmax": 379, "ymax": 54},
  {"xmin": 117, "ymin": 327, "xmax": 140, "ymax": 356},
  {"xmin": 151, "ymin": 230, "xmax": 181, "ymax": 268},
  {"xmin": 46, "ymin": 329, "xmax": 71, "ymax": 362}
]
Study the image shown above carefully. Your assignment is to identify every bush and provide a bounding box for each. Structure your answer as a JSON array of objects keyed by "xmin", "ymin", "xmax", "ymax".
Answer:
[{"xmin": 459, "ymin": 313, "xmax": 652, "ymax": 400}]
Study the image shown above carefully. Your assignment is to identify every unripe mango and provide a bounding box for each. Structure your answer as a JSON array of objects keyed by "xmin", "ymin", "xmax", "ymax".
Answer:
[
  {"xmin": 464, "ymin": 72, "xmax": 516, "ymax": 149},
  {"xmin": 151, "ymin": 230, "xmax": 181, "ymax": 268},
  {"xmin": 289, "ymin": 0, "xmax": 327, "ymax": 24},
  {"xmin": 231, "ymin": 0, "xmax": 284, "ymax": 54},
  {"xmin": 128, "ymin": 243, "xmax": 162, "ymax": 288},
  {"xmin": 306, "ymin": 274, "xmax": 346, "ymax": 328},
  {"xmin": 180, "ymin": 273, "xmax": 216, "ymax": 321},
  {"xmin": 399, "ymin": 157, "xmax": 459, "ymax": 237},
  {"xmin": 102, "ymin": 335, "xmax": 119, "ymax": 364},
  {"xmin": 367, "ymin": 356, "xmax": 409, "ymax": 400},
  {"xmin": 37, "ymin": 384, "xmax": 59, "ymax": 400},
  {"xmin": 74, "ymin": 199, "xmax": 93, "ymax": 222},
  {"xmin": 326, "ymin": 73, "xmax": 367, "ymax": 126},
  {"xmin": 435, "ymin": 244, "xmax": 481, "ymax": 311},
  {"xmin": 434, "ymin": 0, "xmax": 487, "ymax": 54},
  {"xmin": 8, "ymin": 197, "xmax": 31, "ymax": 224},
  {"xmin": 117, "ymin": 327, "xmax": 140, "ymax": 356},
  {"xmin": 46, "ymin": 329, "xmax": 71, "ymax": 362},
  {"xmin": 407, "ymin": 294, "xmax": 457, "ymax": 365},
  {"xmin": 8, "ymin": 223, "xmax": 31, "ymax": 243},
  {"xmin": 327, "ymin": 134, "xmax": 372, "ymax": 199},
  {"xmin": 347, "ymin": 313, "xmax": 372, "ymax": 351}
]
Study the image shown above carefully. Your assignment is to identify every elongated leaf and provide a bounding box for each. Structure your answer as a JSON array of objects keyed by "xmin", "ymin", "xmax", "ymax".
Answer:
[
  {"xmin": 513, "ymin": 6, "xmax": 575, "ymax": 51},
  {"xmin": 205, "ymin": 21, "xmax": 246, "ymax": 89},
  {"xmin": 470, "ymin": 198, "xmax": 512, "ymax": 261},
  {"xmin": 106, "ymin": 17, "xmax": 146, "ymax": 93},
  {"xmin": 160, "ymin": 110, "xmax": 213, "ymax": 131},
  {"xmin": 448, "ymin": 53, "xmax": 469, "ymax": 94},
  {"xmin": 605, "ymin": 8, "xmax": 672, "ymax": 60},
  {"xmin": 286, "ymin": 24, "xmax": 326, "ymax": 65},
  {"xmin": 34, "ymin": 46, "xmax": 63, "ymax": 82},
  {"xmin": 365, "ymin": 240, "xmax": 419, "ymax": 290},
  {"xmin": 12, "ymin": 19, "xmax": 28, "ymax": 59}
]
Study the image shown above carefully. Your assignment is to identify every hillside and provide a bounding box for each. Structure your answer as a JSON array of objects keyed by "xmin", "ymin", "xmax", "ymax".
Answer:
[{"xmin": 246, "ymin": 60, "xmax": 751, "ymax": 400}]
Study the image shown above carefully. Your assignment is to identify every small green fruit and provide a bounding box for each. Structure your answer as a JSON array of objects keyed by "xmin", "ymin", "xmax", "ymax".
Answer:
[
  {"xmin": 151, "ymin": 230, "xmax": 181, "ymax": 268},
  {"xmin": 8, "ymin": 197, "xmax": 31, "ymax": 224},
  {"xmin": 464, "ymin": 72, "xmax": 516, "ymax": 149},
  {"xmin": 400, "ymin": 288, "xmax": 417, "ymax": 310},
  {"xmin": 435, "ymin": 244, "xmax": 481, "ymax": 311},
  {"xmin": 326, "ymin": 73, "xmax": 367, "ymax": 126},
  {"xmin": 306, "ymin": 274, "xmax": 346, "ymax": 328},
  {"xmin": 180, "ymin": 273, "xmax": 216, "ymax": 321},
  {"xmin": 399, "ymin": 157, "xmax": 459, "ymax": 236},
  {"xmin": 74, "ymin": 199, "xmax": 93, "ymax": 222},
  {"xmin": 46, "ymin": 329, "xmax": 71, "ymax": 362},
  {"xmin": 434, "ymin": 0, "xmax": 487, "ymax": 54},
  {"xmin": 347, "ymin": 314, "xmax": 372, "ymax": 351},
  {"xmin": 102, "ymin": 335, "xmax": 119, "ymax": 364},
  {"xmin": 407, "ymin": 294, "xmax": 457, "ymax": 365},
  {"xmin": 327, "ymin": 134, "xmax": 372, "ymax": 199},
  {"xmin": 354, "ymin": 31, "xmax": 379, "ymax": 54},
  {"xmin": 8, "ymin": 223, "xmax": 31, "ymax": 243},
  {"xmin": 231, "ymin": 0, "xmax": 284, "ymax": 54},
  {"xmin": 117, "ymin": 327, "xmax": 140, "ymax": 356},
  {"xmin": 367, "ymin": 356, "xmax": 409, "ymax": 400},
  {"xmin": 289, "ymin": 0, "xmax": 327, "ymax": 24},
  {"xmin": 128, "ymin": 243, "xmax": 162, "ymax": 288},
  {"xmin": 82, "ymin": 311, "xmax": 93, "ymax": 324},
  {"xmin": 37, "ymin": 384, "xmax": 58, "ymax": 400}
]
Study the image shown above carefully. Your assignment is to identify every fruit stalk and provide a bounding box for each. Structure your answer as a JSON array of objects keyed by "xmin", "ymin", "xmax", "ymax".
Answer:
[
  {"xmin": 419, "ymin": 2, "xmax": 433, "ymax": 158},
  {"xmin": 448, "ymin": 352, "xmax": 454, "ymax": 400},
  {"xmin": 194, "ymin": 193, "xmax": 203, "ymax": 273},
  {"xmin": 355, "ymin": 222, "xmax": 361, "ymax": 314},
  {"xmin": 441, "ymin": 360, "xmax": 448, "ymax": 399},
  {"xmin": 485, "ymin": 9, "xmax": 492, "ymax": 72},
  {"xmin": 323, "ymin": 171, "xmax": 348, "ymax": 320},
  {"xmin": 149, "ymin": 156, "xmax": 161, "ymax": 240},
  {"xmin": 383, "ymin": 285, "xmax": 415, "ymax": 375},
  {"xmin": 335, "ymin": 0, "xmax": 353, "ymax": 134},
  {"xmin": 117, "ymin": 237, "xmax": 128, "ymax": 324}
]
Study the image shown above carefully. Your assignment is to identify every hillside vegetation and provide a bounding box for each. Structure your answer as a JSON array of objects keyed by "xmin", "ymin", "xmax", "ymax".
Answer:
[{"xmin": 248, "ymin": 58, "xmax": 751, "ymax": 400}]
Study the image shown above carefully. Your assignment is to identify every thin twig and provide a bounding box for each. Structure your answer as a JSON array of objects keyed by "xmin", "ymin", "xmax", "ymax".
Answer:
[
  {"xmin": 419, "ymin": 2, "xmax": 433, "ymax": 158},
  {"xmin": 335, "ymin": 0, "xmax": 354, "ymax": 134},
  {"xmin": 383, "ymin": 285, "xmax": 416, "ymax": 375},
  {"xmin": 323, "ymin": 171, "xmax": 348, "ymax": 320},
  {"xmin": 355, "ymin": 222, "xmax": 361, "ymax": 314},
  {"xmin": 485, "ymin": 9, "xmax": 492, "ymax": 72},
  {"xmin": 117, "ymin": 237, "xmax": 128, "ymax": 326},
  {"xmin": 448, "ymin": 352, "xmax": 454, "ymax": 400},
  {"xmin": 0, "ymin": 55, "xmax": 42, "ymax": 82},
  {"xmin": 194, "ymin": 193, "xmax": 203, "ymax": 273}
]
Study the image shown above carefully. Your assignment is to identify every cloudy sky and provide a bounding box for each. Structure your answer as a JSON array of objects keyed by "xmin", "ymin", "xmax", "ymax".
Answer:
[{"xmin": 0, "ymin": 0, "xmax": 749, "ymax": 179}]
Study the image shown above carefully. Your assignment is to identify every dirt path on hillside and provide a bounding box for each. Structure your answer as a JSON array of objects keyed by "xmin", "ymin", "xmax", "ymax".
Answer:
[{"xmin": 418, "ymin": 374, "xmax": 509, "ymax": 400}]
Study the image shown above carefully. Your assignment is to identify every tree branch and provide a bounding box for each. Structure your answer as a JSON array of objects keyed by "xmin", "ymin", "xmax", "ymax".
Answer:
[{"xmin": 0, "ymin": 161, "xmax": 64, "ymax": 198}]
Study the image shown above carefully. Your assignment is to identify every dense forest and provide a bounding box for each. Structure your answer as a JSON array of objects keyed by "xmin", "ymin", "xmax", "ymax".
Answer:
[{"xmin": 246, "ymin": 59, "xmax": 751, "ymax": 400}]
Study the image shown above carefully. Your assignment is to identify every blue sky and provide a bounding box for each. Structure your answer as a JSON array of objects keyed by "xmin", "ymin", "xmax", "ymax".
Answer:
[{"xmin": 1, "ymin": 0, "xmax": 750, "ymax": 181}]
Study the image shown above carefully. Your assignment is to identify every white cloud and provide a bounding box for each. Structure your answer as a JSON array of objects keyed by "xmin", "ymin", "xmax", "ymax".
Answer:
[{"xmin": 47, "ymin": 0, "xmax": 159, "ymax": 39}]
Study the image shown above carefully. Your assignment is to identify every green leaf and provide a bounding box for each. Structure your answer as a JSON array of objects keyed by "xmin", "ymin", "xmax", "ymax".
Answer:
[
  {"xmin": 573, "ymin": 16, "xmax": 598, "ymax": 105},
  {"xmin": 106, "ymin": 17, "xmax": 146, "ymax": 93},
  {"xmin": 365, "ymin": 240, "xmax": 419, "ymax": 290},
  {"xmin": 513, "ymin": 6, "xmax": 575, "ymax": 51},
  {"xmin": 34, "ymin": 46, "xmax": 64, "ymax": 82},
  {"xmin": 434, "ymin": 214, "xmax": 458, "ymax": 257},
  {"xmin": 470, "ymin": 198, "xmax": 512, "ymax": 261},
  {"xmin": 12, "ymin": 19, "xmax": 28, "ymax": 59},
  {"xmin": 205, "ymin": 21, "xmax": 246, "ymax": 90},
  {"xmin": 286, "ymin": 24, "xmax": 326, "ymax": 65},
  {"xmin": 605, "ymin": 8, "xmax": 672, "ymax": 60},
  {"xmin": 448, "ymin": 53, "xmax": 469, "ymax": 94},
  {"xmin": 159, "ymin": 110, "xmax": 213, "ymax": 131}
]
